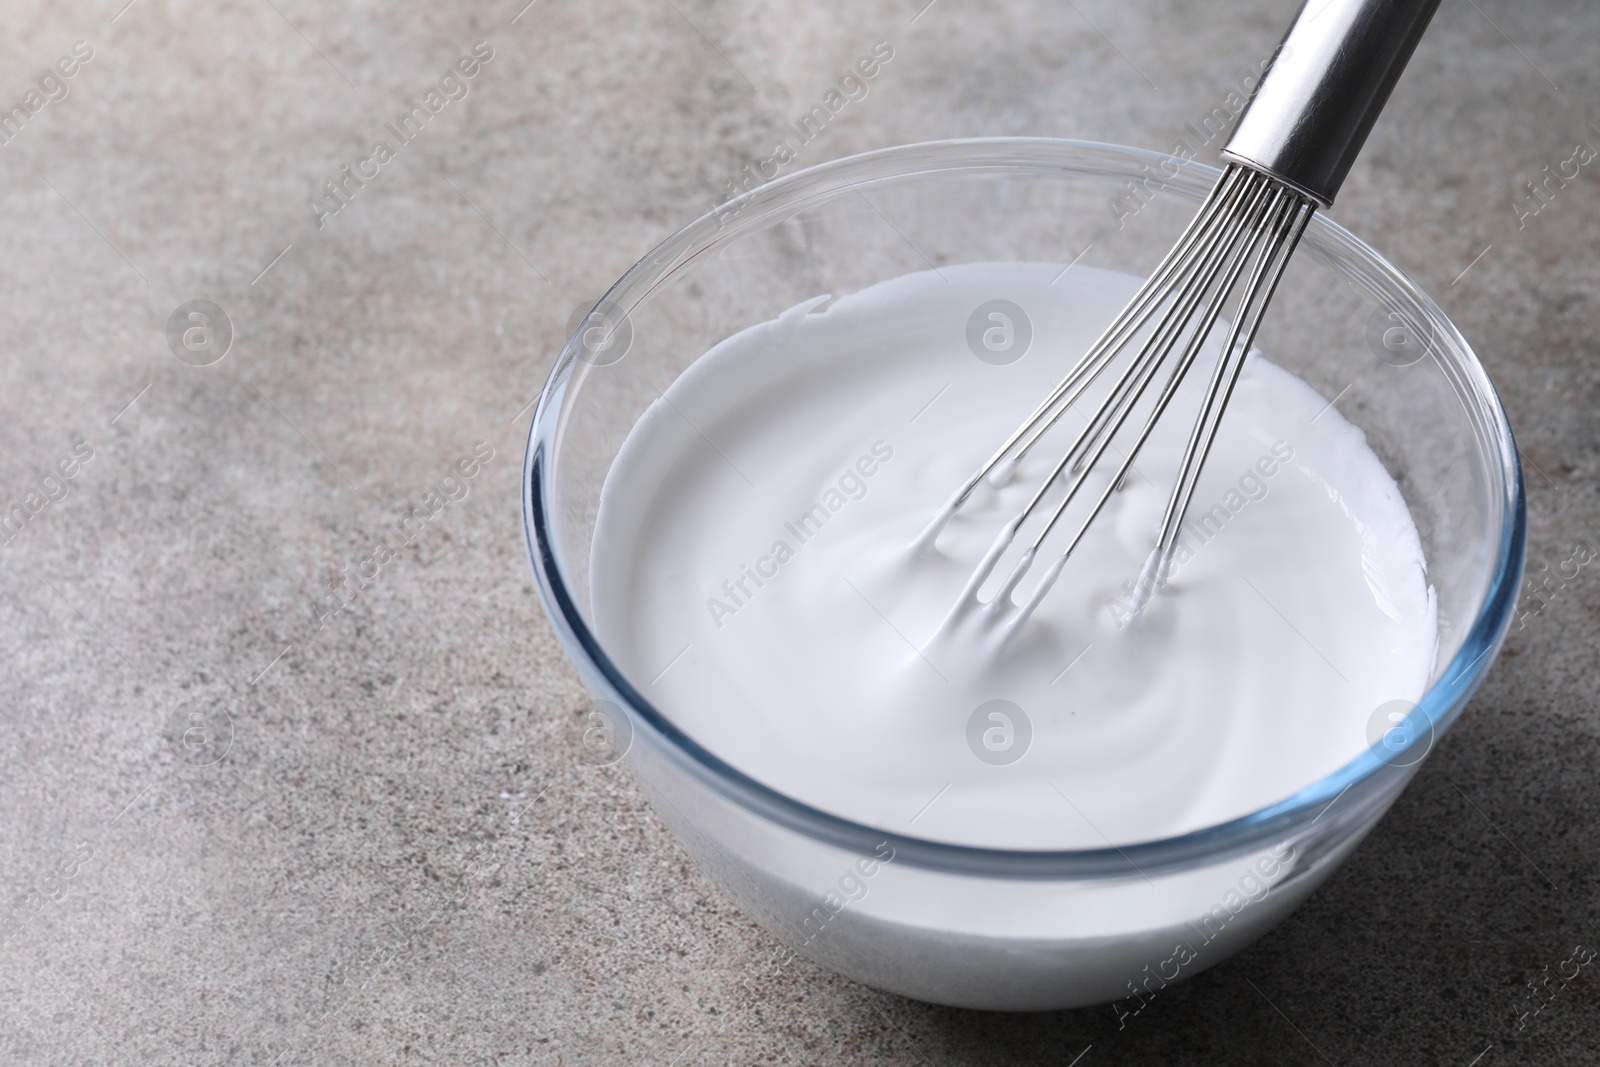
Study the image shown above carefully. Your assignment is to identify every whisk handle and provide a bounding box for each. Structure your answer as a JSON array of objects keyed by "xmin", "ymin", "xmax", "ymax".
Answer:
[{"xmin": 1221, "ymin": 0, "xmax": 1442, "ymax": 206}]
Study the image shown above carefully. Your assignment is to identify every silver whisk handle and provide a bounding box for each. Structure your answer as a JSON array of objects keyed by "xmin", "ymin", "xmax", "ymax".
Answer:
[{"xmin": 1221, "ymin": 0, "xmax": 1443, "ymax": 206}]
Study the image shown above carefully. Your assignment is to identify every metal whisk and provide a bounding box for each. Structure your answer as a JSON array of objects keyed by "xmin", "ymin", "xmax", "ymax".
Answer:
[{"xmin": 922, "ymin": 0, "xmax": 1443, "ymax": 629}]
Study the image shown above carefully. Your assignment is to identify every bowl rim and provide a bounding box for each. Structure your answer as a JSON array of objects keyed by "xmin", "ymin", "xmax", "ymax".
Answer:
[{"xmin": 524, "ymin": 136, "xmax": 1526, "ymax": 879}]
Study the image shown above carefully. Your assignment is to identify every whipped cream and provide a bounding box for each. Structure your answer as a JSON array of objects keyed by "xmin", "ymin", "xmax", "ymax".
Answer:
[{"xmin": 592, "ymin": 262, "xmax": 1436, "ymax": 849}]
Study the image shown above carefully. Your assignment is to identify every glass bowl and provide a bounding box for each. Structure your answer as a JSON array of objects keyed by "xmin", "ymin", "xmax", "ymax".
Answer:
[{"xmin": 522, "ymin": 139, "xmax": 1524, "ymax": 1011}]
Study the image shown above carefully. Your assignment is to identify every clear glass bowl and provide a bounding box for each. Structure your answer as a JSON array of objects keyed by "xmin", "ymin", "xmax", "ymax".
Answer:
[{"xmin": 522, "ymin": 139, "xmax": 1524, "ymax": 1011}]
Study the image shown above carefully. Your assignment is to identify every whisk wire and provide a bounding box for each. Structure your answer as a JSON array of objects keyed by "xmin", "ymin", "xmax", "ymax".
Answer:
[
  {"xmin": 913, "ymin": 168, "xmax": 1250, "ymax": 554},
  {"xmin": 1045, "ymin": 183, "xmax": 1294, "ymax": 562},
  {"xmin": 1043, "ymin": 173, "xmax": 1279, "ymax": 506},
  {"xmin": 1020, "ymin": 192, "xmax": 1270, "ymax": 553},
  {"xmin": 932, "ymin": 162, "xmax": 1320, "ymax": 627},
  {"xmin": 1148, "ymin": 195, "xmax": 1315, "ymax": 572},
  {"xmin": 999, "ymin": 169, "xmax": 1256, "ymax": 485}
]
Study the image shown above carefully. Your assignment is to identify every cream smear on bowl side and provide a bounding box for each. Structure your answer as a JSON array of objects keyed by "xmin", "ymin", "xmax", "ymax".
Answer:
[{"xmin": 591, "ymin": 262, "xmax": 1437, "ymax": 850}]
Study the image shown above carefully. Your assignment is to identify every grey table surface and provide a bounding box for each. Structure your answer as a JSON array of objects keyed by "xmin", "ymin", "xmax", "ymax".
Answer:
[{"xmin": 1, "ymin": 0, "xmax": 1597, "ymax": 1063}]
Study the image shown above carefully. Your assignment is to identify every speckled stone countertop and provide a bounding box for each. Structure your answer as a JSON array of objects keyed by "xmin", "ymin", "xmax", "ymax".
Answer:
[{"xmin": 0, "ymin": 0, "xmax": 1597, "ymax": 1063}]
